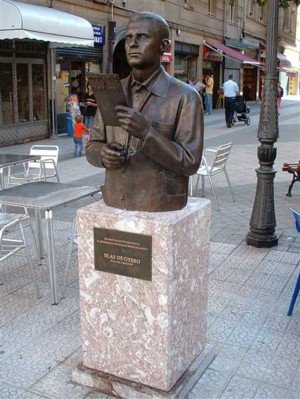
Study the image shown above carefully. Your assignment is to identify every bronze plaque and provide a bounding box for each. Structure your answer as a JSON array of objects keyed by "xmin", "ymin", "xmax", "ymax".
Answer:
[{"xmin": 94, "ymin": 228, "xmax": 152, "ymax": 281}]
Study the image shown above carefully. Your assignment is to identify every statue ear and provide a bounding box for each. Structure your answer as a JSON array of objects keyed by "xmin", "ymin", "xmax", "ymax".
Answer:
[{"xmin": 160, "ymin": 39, "xmax": 171, "ymax": 54}]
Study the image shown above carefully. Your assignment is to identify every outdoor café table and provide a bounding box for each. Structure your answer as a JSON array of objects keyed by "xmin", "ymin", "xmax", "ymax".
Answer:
[
  {"xmin": 0, "ymin": 153, "xmax": 40, "ymax": 188},
  {"xmin": 0, "ymin": 181, "xmax": 99, "ymax": 304}
]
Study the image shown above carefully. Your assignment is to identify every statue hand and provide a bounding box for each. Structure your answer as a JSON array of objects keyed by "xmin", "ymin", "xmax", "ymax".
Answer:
[
  {"xmin": 100, "ymin": 142, "xmax": 126, "ymax": 169},
  {"xmin": 115, "ymin": 105, "xmax": 150, "ymax": 140}
]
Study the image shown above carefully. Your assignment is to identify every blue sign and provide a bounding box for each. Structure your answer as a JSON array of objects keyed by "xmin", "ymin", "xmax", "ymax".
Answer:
[{"xmin": 93, "ymin": 26, "xmax": 105, "ymax": 46}]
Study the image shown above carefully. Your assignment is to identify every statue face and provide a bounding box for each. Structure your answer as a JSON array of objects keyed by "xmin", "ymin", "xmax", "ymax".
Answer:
[{"xmin": 125, "ymin": 20, "xmax": 163, "ymax": 69}]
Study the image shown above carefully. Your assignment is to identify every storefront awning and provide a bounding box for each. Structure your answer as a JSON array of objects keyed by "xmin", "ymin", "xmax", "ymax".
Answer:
[
  {"xmin": 0, "ymin": 0, "xmax": 94, "ymax": 46},
  {"xmin": 277, "ymin": 52, "xmax": 292, "ymax": 71},
  {"xmin": 204, "ymin": 39, "xmax": 261, "ymax": 66}
]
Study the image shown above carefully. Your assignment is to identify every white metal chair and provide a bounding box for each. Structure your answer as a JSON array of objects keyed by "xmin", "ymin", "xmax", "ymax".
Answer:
[
  {"xmin": 0, "ymin": 212, "xmax": 40, "ymax": 298},
  {"xmin": 192, "ymin": 142, "xmax": 235, "ymax": 210},
  {"xmin": 7, "ymin": 145, "xmax": 60, "ymax": 186}
]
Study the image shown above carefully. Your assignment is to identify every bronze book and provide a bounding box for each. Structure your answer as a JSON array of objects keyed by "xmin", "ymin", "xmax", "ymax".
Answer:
[{"xmin": 87, "ymin": 73, "xmax": 128, "ymax": 126}]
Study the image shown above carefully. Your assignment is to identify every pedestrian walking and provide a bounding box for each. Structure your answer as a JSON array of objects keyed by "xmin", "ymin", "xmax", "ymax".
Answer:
[
  {"xmin": 73, "ymin": 115, "xmax": 90, "ymax": 157},
  {"xmin": 204, "ymin": 72, "xmax": 214, "ymax": 115},
  {"xmin": 223, "ymin": 74, "xmax": 239, "ymax": 128},
  {"xmin": 276, "ymin": 81, "xmax": 284, "ymax": 115},
  {"xmin": 84, "ymin": 85, "xmax": 98, "ymax": 129}
]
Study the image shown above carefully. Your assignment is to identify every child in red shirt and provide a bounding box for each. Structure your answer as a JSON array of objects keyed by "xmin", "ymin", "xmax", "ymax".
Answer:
[{"xmin": 73, "ymin": 115, "xmax": 90, "ymax": 157}]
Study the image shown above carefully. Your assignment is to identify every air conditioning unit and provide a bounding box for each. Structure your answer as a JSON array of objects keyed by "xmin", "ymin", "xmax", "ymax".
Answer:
[{"xmin": 94, "ymin": 0, "xmax": 108, "ymax": 4}]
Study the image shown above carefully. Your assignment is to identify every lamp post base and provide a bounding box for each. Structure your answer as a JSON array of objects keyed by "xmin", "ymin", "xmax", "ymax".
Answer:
[{"xmin": 246, "ymin": 231, "xmax": 278, "ymax": 248}]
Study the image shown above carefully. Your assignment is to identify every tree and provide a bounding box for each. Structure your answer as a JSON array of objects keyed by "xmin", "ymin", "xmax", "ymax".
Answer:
[{"xmin": 256, "ymin": 0, "xmax": 299, "ymax": 7}]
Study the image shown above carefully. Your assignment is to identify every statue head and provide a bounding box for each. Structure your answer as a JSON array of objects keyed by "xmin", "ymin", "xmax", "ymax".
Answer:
[{"xmin": 125, "ymin": 12, "xmax": 170, "ymax": 70}]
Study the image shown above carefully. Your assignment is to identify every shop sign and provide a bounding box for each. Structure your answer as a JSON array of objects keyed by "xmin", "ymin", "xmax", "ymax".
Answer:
[{"xmin": 93, "ymin": 26, "xmax": 105, "ymax": 46}]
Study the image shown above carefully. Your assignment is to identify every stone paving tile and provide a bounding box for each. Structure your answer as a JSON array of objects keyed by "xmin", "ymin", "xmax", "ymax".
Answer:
[
  {"xmin": 1, "ymin": 312, "xmax": 81, "ymax": 389},
  {"xmin": 209, "ymin": 345, "xmax": 246, "ymax": 374},
  {"xmin": 84, "ymin": 392, "xmax": 115, "ymax": 399},
  {"xmin": 210, "ymin": 241, "xmax": 223, "ymax": 252},
  {"xmin": 274, "ymin": 331, "xmax": 300, "ymax": 361},
  {"xmin": 235, "ymin": 350, "xmax": 274, "ymax": 380},
  {"xmin": 281, "ymin": 252, "xmax": 300, "ymax": 264},
  {"xmin": 207, "ymin": 294, "xmax": 231, "ymax": 317},
  {"xmin": 290, "ymin": 367, "xmax": 300, "ymax": 397},
  {"xmin": 285, "ymin": 314, "xmax": 300, "ymax": 334},
  {"xmin": 1, "ymin": 291, "xmax": 78, "ymax": 358},
  {"xmin": 225, "ymin": 323, "xmax": 261, "ymax": 350},
  {"xmin": 261, "ymin": 355, "xmax": 299, "ymax": 389},
  {"xmin": 253, "ymin": 384, "xmax": 296, "ymax": 399},
  {"xmin": 213, "ymin": 243, "xmax": 237, "ymax": 255},
  {"xmin": 188, "ymin": 368, "xmax": 232, "ymax": 398},
  {"xmin": 263, "ymin": 250, "xmax": 287, "ymax": 262},
  {"xmin": 210, "ymin": 265, "xmax": 236, "ymax": 281},
  {"xmin": 30, "ymin": 376, "xmax": 92, "ymax": 399},
  {"xmin": 0, "ymin": 382, "xmax": 49, "ymax": 399},
  {"xmin": 261, "ymin": 312, "xmax": 292, "ymax": 333},
  {"xmin": 208, "ymin": 252, "xmax": 229, "ymax": 268},
  {"xmin": 208, "ymin": 318, "xmax": 238, "ymax": 344},
  {"xmin": 250, "ymin": 328, "xmax": 285, "ymax": 353},
  {"xmin": 219, "ymin": 376, "xmax": 259, "ymax": 399},
  {"xmin": 273, "ymin": 261, "xmax": 298, "ymax": 276}
]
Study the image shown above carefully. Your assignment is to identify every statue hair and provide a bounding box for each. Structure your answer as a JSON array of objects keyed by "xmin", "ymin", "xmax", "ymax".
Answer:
[{"xmin": 129, "ymin": 12, "xmax": 170, "ymax": 40}]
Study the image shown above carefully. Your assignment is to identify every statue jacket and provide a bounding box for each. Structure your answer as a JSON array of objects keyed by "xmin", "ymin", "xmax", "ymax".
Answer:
[{"xmin": 85, "ymin": 67, "xmax": 204, "ymax": 212}]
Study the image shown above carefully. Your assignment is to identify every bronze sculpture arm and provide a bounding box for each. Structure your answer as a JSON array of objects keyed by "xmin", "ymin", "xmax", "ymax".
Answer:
[{"xmin": 140, "ymin": 99, "xmax": 203, "ymax": 176}]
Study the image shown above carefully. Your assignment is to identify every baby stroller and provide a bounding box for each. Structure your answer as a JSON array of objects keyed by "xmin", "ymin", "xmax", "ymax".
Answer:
[{"xmin": 232, "ymin": 95, "xmax": 250, "ymax": 126}]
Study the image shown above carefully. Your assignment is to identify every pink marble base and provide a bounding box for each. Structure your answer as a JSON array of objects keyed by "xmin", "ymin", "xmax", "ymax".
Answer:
[
  {"xmin": 72, "ymin": 344, "xmax": 215, "ymax": 399},
  {"xmin": 76, "ymin": 198, "xmax": 211, "ymax": 392}
]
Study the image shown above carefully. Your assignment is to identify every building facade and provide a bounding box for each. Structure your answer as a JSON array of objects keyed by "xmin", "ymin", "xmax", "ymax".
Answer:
[
  {"xmin": 244, "ymin": 0, "xmax": 299, "ymax": 98},
  {"xmin": 0, "ymin": 0, "xmax": 299, "ymax": 146}
]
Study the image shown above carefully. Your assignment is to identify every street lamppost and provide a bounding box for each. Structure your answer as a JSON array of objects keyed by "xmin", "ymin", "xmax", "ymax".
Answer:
[
  {"xmin": 246, "ymin": 0, "xmax": 280, "ymax": 248},
  {"xmin": 107, "ymin": 0, "xmax": 116, "ymax": 74}
]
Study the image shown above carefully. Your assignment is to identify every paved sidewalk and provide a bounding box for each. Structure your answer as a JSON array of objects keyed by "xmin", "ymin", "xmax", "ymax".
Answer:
[{"xmin": 0, "ymin": 98, "xmax": 299, "ymax": 398}]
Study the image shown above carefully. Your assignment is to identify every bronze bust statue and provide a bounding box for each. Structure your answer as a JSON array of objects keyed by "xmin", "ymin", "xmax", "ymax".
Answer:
[{"xmin": 86, "ymin": 12, "xmax": 204, "ymax": 212}]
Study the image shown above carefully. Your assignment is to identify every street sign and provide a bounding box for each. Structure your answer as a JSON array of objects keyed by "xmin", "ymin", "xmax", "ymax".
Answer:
[{"xmin": 93, "ymin": 26, "xmax": 105, "ymax": 46}]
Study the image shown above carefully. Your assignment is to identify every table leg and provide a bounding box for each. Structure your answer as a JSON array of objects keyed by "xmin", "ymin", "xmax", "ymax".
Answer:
[
  {"xmin": 0, "ymin": 167, "xmax": 4, "ymax": 189},
  {"xmin": 189, "ymin": 176, "xmax": 193, "ymax": 196},
  {"xmin": 35, "ymin": 209, "xmax": 44, "ymax": 259},
  {"xmin": 45, "ymin": 210, "xmax": 59, "ymax": 305}
]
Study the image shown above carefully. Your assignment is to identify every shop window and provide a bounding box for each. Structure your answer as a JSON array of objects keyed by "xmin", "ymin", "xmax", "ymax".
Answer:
[
  {"xmin": 174, "ymin": 57, "xmax": 189, "ymax": 82},
  {"xmin": 17, "ymin": 64, "xmax": 30, "ymax": 123},
  {"xmin": 208, "ymin": 0, "xmax": 217, "ymax": 16},
  {"xmin": 32, "ymin": 64, "xmax": 46, "ymax": 121},
  {"xmin": 0, "ymin": 63, "xmax": 15, "ymax": 125},
  {"xmin": 174, "ymin": 55, "xmax": 197, "ymax": 83}
]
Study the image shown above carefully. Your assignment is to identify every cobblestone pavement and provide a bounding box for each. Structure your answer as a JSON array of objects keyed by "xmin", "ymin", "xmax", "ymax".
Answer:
[{"xmin": 0, "ymin": 98, "xmax": 299, "ymax": 398}]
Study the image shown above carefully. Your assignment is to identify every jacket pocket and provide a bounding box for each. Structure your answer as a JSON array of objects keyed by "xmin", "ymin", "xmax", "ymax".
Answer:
[{"xmin": 151, "ymin": 121, "xmax": 175, "ymax": 139}]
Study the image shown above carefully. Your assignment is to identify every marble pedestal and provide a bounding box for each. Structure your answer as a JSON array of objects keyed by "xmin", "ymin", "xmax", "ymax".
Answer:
[{"xmin": 74, "ymin": 198, "xmax": 213, "ymax": 397}]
